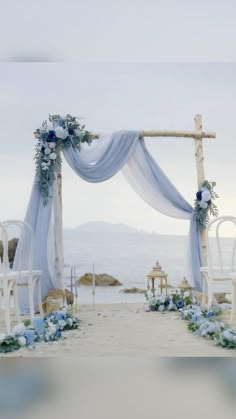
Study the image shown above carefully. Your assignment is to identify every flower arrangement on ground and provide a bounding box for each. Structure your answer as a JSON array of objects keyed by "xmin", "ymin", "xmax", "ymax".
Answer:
[
  {"xmin": 145, "ymin": 287, "xmax": 236, "ymax": 350},
  {"xmin": 0, "ymin": 309, "xmax": 80, "ymax": 353},
  {"xmin": 145, "ymin": 288, "xmax": 197, "ymax": 312},
  {"xmin": 194, "ymin": 180, "xmax": 219, "ymax": 230},
  {"xmin": 185, "ymin": 305, "xmax": 236, "ymax": 349},
  {"xmin": 34, "ymin": 114, "xmax": 92, "ymax": 205}
]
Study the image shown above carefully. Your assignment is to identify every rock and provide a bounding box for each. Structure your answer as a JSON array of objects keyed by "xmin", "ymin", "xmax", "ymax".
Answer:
[
  {"xmin": 0, "ymin": 238, "xmax": 18, "ymax": 267},
  {"xmin": 120, "ymin": 287, "xmax": 146, "ymax": 294},
  {"xmin": 215, "ymin": 292, "xmax": 230, "ymax": 304},
  {"xmin": 158, "ymin": 283, "xmax": 173, "ymax": 289},
  {"xmin": 42, "ymin": 288, "xmax": 74, "ymax": 313},
  {"xmin": 78, "ymin": 273, "xmax": 122, "ymax": 286},
  {"xmin": 192, "ymin": 291, "xmax": 230, "ymax": 304}
]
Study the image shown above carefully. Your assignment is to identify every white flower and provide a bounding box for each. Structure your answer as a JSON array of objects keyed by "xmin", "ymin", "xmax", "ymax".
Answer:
[
  {"xmin": 58, "ymin": 320, "xmax": 66, "ymax": 330},
  {"xmin": 49, "ymin": 142, "xmax": 56, "ymax": 149},
  {"xmin": 201, "ymin": 189, "xmax": 211, "ymax": 202},
  {"xmin": 168, "ymin": 302, "xmax": 175, "ymax": 311},
  {"xmin": 160, "ymin": 294, "xmax": 166, "ymax": 303},
  {"xmin": 150, "ymin": 297, "xmax": 157, "ymax": 306},
  {"xmin": 41, "ymin": 161, "xmax": 50, "ymax": 171},
  {"xmin": 147, "ymin": 290, "xmax": 154, "ymax": 299},
  {"xmin": 159, "ymin": 304, "xmax": 165, "ymax": 312},
  {"xmin": 44, "ymin": 147, "xmax": 51, "ymax": 155},
  {"xmin": 66, "ymin": 318, "xmax": 73, "ymax": 327},
  {"xmin": 223, "ymin": 330, "xmax": 235, "ymax": 342},
  {"xmin": 18, "ymin": 336, "xmax": 27, "ymax": 347},
  {"xmin": 48, "ymin": 323, "xmax": 57, "ymax": 335},
  {"xmin": 49, "ymin": 152, "xmax": 57, "ymax": 160},
  {"xmin": 199, "ymin": 200, "xmax": 208, "ymax": 209},
  {"xmin": 47, "ymin": 122, "xmax": 54, "ymax": 130},
  {"xmin": 183, "ymin": 291, "xmax": 190, "ymax": 298},
  {"xmin": 11, "ymin": 323, "xmax": 26, "ymax": 337},
  {"xmin": 55, "ymin": 126, "xmax": 69, "ymax": 140}
]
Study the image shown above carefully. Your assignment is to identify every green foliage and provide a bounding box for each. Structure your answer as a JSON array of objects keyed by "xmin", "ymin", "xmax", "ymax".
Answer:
[
  {"xmin": 188, "ymin": 321, "xmax": 199, "ymax": 332},
  {"xmin": 0, "ymin": 336, "xmax": 20, "ymax": 353},
  {"xmin": 0, "ymin": 311, "xmax": 80, "ymax": 354},
  {"xmin": 194, "ymin": 180, "xmax": 219, "ymax": 230}
]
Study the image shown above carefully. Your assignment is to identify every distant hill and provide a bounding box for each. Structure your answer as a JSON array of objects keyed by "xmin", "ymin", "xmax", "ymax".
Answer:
[{"xmin": 67, "ymin": 221, "xmax": 139, "ymax": 234}]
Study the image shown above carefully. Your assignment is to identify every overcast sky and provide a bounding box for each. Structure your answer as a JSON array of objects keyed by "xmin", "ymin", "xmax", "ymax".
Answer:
[
  {"xmin": 1, "ymin": 0, "xmax": 236, "ymax": 62},
  {"xmin": 0, "ymin": 1, "xmax": 236, "ymax": 235}
]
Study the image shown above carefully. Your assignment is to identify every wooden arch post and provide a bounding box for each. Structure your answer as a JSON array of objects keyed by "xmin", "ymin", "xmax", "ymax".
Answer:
[{"xmin": 193, "ymin": 114, "xmax": 207, "ymax": 265}]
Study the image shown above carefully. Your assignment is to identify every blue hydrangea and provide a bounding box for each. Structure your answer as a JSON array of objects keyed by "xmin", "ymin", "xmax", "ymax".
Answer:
[
  {"xmin": 196, "ymin": 191, "xmax": 202, "ymax": 201},
  {"xmin": 47, "ymin": 130, "xmax": 56, "ymax": 141},
  {"xmin": 176, "ymin": 299, "xmax": 184, "ymax": 309}
]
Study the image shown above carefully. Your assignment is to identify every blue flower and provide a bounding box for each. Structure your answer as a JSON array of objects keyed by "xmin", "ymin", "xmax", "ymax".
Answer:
[
  {"xmin": 47, "ymin": 130, "xmax": 56, "ymax": 141},
  {"xmin": 68, "ymin": 127, "xmax": 74, "ymax": 135},
  {"xmin": 207, "ymin": 310, "xmax": 214, "ymax": 318},
  {"xmin": 176, "ymin": 299, "xmax": 184, "ymax": 309},
  {"xmin": 55, "ymin": 330, "xmax": 62, "ymax": 338},
  {"xmin": 192, "ymin": 313, "xmax": 200, "ymax": 322},
  {"xmin": 24, "ymin": 329, "xmax": 35, "ymax": 346},
  {"xmin": 196, "ymin": 191, "xmax": 202, "ymax": 201},
  {"xmin": 58, "ymin": 118, "xmax": 65, "ymax": 128},
  {"xmin": 40, "ymin": 132, "xmax": 48, "ymax": 141},
  {"xmin": 164, "ymin": 297, "xmax": 170, "ymax": 307},
  {"xmin": 53, "ymin": 310, "xmax": 66, "ymax": 321}
]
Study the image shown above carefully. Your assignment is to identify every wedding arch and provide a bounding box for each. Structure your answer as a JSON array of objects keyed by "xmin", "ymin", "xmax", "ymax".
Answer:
[{"xmin": 16, "ymin": 114, "xmax": 216, "ymax": 313}]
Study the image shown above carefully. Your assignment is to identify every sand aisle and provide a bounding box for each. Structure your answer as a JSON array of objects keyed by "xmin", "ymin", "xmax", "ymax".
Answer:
[{"xmin": 1, "ymin": 303, "xmax": 235, "ymax": 357}]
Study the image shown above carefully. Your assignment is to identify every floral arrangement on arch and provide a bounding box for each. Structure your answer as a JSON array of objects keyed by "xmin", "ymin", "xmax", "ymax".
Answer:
[
  {"xmin": 194, "ymin": 180, "xmax": 219, "ymax": 230},
  {"xmin": 34, "ymin": 114, "xmax": 92, "ymax": 205}
]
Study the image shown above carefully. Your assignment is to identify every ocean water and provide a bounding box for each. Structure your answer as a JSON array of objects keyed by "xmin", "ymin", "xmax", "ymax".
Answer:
[{"xmin": 63, "ymin": 231, "xmax": 235, "ymax": 304}]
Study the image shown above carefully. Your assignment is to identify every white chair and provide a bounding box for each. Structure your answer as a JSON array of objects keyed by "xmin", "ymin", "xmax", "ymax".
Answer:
[
  {"xmin": 200, "ymin": 216, "xmax": 236, "ymax": 316},
  {"xmin": 1, "ymin": 220, "xmax": 43, "ymax": 326},
  {"xmin": 0, "ymin": 222, "xmax": 20, "ymax": 335}
]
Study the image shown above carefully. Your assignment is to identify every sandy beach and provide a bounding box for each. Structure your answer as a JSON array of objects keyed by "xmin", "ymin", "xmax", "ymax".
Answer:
[{"xmin": 1, "ymin": 303, "xmax": 235, "ymax": 357}]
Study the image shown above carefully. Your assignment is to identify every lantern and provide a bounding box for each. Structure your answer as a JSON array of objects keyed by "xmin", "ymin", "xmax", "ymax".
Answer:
[{"xmin": 147, "ymin": 261, "xmax": 168, "ymax": 295}]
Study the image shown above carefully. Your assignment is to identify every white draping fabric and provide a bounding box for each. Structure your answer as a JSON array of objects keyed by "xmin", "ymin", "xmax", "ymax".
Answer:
[{"xmin": 17, "ymin": 130, "xmax": 202, "ymax": 313}]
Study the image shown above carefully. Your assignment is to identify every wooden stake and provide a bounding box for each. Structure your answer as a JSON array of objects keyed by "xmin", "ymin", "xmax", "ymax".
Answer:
[{"xmin": 194, "ymin": 114, "xmax": 207, "ymax": 265}]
